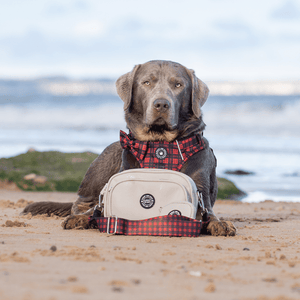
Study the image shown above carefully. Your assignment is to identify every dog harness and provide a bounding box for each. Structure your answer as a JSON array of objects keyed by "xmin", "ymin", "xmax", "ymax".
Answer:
[{"xmin": 120, "ymin": 130, "xmax": 206, "ymax": 171}]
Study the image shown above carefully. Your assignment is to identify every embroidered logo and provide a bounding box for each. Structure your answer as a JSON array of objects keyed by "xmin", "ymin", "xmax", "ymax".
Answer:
[
  {"xmin": 168, "ymin": 210, "xmax": 182, "ymax": 216},
  {"xmin": 140, "ymin": 194, "xmax": 155, "ymax": 209},
  {"xmin": 155, "ymin": 147, "xmax": 167, "ymax": 160}
]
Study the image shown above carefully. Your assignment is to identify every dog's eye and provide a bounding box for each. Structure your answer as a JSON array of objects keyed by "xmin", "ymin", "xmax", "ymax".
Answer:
[
  {"xmin": 144, "ymin": 81, "xmax": 150, "ymax": 86},
  {"xmin": 175, "ymin": 83, "xmax": 182, "ymax": 88}
]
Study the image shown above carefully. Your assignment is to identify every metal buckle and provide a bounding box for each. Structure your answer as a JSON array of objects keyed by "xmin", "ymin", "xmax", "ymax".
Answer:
[
  {"xmin": 96, "ymin": 195, "xmax": 104, "ymax": 215},
  {"xmin": 197, "ymin": 191, "xmax": 204, "ymax": 208},
  {"xmin": 99, "ymin": 183, "xmax": 108, "ymax": 207},
  {"xmin": 107, "ymin": 216, "xmax": 118, "ymax": 234},
  {"xmin": 197, "ymin": 191, "xmax": 208, "ymax": 216},
  {"xmin": 98, "ymin": 194, "xmax": 103, "ymax": 207}
]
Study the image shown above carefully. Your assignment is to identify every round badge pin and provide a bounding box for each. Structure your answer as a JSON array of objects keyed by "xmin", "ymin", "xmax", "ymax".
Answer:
[
  {"xmin": 155, "ymin": 147, "xmax": 167, "ymax": 160},
  {"xmin": 168, "ymin": 210, "xmax": 182, "ymax": 216},
  {"xmin": 140, "ymin": 194, "xmax": 155, "ymax": 209}
]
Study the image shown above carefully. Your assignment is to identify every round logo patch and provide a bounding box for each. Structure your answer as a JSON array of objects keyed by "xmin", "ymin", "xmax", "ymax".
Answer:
[
  {"xmin": 140, "ymin": 194, "xmax": 155, "ymax": 209},
  {"xmin": 168, "ymin": 210, "xmax": 182, "ymax": 216},
  {"xmin": 155, "ymin": 147, "xmax": 167, "ymax": 160}
]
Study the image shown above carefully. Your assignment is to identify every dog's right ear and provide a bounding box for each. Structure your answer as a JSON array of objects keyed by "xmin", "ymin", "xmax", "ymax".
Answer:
[
  {"xmin": 116, "ymin": 64, "xmax": 141, "ymax": 111},
  {"xmin": 185, "ymin": 68, "xmax": 209, "ymax": 118}
]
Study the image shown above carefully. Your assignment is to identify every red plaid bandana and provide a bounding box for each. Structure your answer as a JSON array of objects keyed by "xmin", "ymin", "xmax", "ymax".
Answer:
[{"xmin": 120, "ymin": 130, "xmax": 205, "ymax": 171}]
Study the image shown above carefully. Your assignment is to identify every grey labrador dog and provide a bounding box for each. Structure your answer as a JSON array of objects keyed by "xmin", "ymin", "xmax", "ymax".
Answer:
[{"xmin": 23, "ymin": 60, "xmax": 236, "ymax": 236}]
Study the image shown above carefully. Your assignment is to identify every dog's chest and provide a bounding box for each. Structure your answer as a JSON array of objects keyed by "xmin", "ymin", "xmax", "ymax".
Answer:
[{"xmin": 120, "ymin": 131, "xmax": 205, "ymax": 171}]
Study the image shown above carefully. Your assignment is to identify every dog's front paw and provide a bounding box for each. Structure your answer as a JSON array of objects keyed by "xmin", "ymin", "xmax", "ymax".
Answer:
[
  {"xmin": 207, "ymin": 220, "xmax": 236, "ymax": 236},
  {"xmin": 62, "ymin": 215, "xmax": 90, "ymax": 230}
]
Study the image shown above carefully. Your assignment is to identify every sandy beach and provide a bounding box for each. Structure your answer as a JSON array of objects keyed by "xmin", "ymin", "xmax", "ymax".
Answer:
[{"xmin": 0, "ymin": 187, "xmax": 299, "ymax": 300}]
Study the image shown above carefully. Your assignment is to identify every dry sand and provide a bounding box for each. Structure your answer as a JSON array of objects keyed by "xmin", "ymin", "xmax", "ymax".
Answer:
[{"xmin": 0, "ymin": 188, "xmax": 299, "ymax": 300}]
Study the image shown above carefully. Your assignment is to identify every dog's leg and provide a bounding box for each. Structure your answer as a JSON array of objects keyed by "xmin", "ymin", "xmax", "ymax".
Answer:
[
  {"xmin": 198, "ymin": 188, "xmax": 236, "ymax": 236},
  {"xmin": 203, "ymin": 170, "xmax": 236, "ymax": 236},
  {"xmin": 61, "ymin": 196, "xmax": 97, "ymax": 229},
  {"xmin": 206, "ymin": 216, "xmax": 236, "ymax": 236},
  {"xmin": 62, "ymin": 142, "xmax": 123, "ymax": 230},
  {"xmin": 190, "ymin": 167, "xmax": 236, "ymax": 236},
  {"xmin": 21, "ymin": 201, "xmax": 72, "ymax": 217}
]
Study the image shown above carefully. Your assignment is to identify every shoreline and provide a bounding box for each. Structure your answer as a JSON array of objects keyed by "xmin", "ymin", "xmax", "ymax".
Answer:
[
  {"xmin": 0, "ymin": 189, "xmax": 299, "ymax": 300},
  {"xmin": 242, "ymin": 190, "xmax": 300, "ymax": 203}
]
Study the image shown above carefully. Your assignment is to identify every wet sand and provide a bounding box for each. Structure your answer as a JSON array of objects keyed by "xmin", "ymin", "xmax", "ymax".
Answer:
[{"xmin": 0, "ymin": 189, "xmax": 299, "ymax": 300}]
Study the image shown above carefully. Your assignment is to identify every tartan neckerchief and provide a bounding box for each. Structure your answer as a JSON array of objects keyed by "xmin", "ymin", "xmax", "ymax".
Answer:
[{"xmin": 120, "ymin": 130, "xmax": 205, "ymax": 171}]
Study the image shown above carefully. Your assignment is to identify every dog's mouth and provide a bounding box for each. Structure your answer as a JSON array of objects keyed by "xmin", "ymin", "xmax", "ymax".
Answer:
[
  {"xmin": 147, "ymin": 118, "xmax": 177, "ymax": 134},
  {"xmin": 130, "ymin": 117, "xmax": 179, "ymax": 142}
]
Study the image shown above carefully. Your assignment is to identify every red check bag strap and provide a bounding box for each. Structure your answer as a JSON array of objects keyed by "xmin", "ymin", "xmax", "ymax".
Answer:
[{"xmin": 89, "ymin": 215, "xmax": 209, "ymax": 237}]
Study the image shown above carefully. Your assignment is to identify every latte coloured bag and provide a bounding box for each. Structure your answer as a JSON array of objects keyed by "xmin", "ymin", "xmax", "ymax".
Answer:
[
  {"xmin": 89, "ymin": 169, "xmax": 209, "ymax": 237},
  {"xmin": 99, "ymin": 168, "xmax": 204, "ymax": 219}
]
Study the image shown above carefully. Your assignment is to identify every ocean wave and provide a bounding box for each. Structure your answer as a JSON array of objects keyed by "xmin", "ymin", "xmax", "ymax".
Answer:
[
  {"xmin": 1, "ymin": 79, "xmax": 300, "ymax": 97},
  {"xmin": 0, "ymin": 104, "xmax": 126, "ymax": 130},
  {"xmin": 38, "ymin": 80, "xmax": 300, "ymax": 96},
  {"xmin": 0, "ymin": 97, "xmax": 299, "ymax": 137},
  {"xmin": 204, "ymin": 98, "xmax": 300, "ymax": 136}
]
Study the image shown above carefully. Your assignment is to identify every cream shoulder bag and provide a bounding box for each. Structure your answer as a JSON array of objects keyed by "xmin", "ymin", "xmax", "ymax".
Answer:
[
  {"xmin": 89, "ymin": 169, "xmax": 208, "ymax": 237},
  {"xmin": 99, "ymin": 168, "xmax": 203, "ymax": 220}
]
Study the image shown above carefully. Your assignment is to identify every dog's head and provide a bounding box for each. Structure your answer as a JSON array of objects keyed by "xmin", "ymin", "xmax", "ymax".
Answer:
[{"xmin": 116, "ymin": 60, "xmax": 209, "ymax": 142}]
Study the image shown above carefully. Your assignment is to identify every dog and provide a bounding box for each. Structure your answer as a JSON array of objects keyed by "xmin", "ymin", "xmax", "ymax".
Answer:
[{"xmin": 22, "ymin": 60, "xmax": 236, "ymax": 236}]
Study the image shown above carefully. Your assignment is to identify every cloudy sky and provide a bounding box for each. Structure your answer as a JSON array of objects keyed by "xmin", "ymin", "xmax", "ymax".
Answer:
[{"xmin": 0, "ymin": 0, "xmax": 299, "ymax": 80}]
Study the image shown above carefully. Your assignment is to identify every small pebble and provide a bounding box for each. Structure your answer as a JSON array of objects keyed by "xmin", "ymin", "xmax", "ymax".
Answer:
[
  {"xmin": 262, "ymin": 278, "xmax": 277, "ymax": 282},
  {"xmin": 1, "ymin": 241, "xmax": 4, "ymax": 244},
  {"xmin": 68, "ymin": 276, "xmax": 78, "ymax": 282},
  {"xmin": 50, "ymin": 245, "xmax": 57, "ymax": 252},
  {"xmin": 243, "ymin": 248, "xmax": 250, "ymax": 251},
  {"xmin": 289, "ymin": 262, "xmax": 296, "ymax": 268},
  {"xmin": 205, "ymin": 283, "xmax": 216, "ymax": 293},
  {"xmin": 59, "ymin": 279, "xmax": 67, "ymax": 284},
  {"xmin": 215, "ymin": 244, "xmax": 222, "ymax": 250},
  {"xmin": 189, "ymin": 271, "xmax": 202, "ymax": 277},
  {"xmin": 112, "ymin": 287, "xmax": 123, "ymax": 292},
  {"xmin": 179, "ymin": 265, "xmax": 187, "ymax": 272},
  {"xmin": 265, "ymin": 251, "xmax": 271, "ymax": 258},
  {"xmin": 90, "ymin": 245, "xmax": 96, "ymax": 248}
]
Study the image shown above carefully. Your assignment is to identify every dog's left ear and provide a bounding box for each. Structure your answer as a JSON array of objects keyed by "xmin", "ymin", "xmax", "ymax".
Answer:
[
  {"xmin": 116, "ymin": 64, "xmax": 141, "ymax": 111},
  {"xmin": 187, "ymin": 69, "xmax": 209, "ymax": 118}
]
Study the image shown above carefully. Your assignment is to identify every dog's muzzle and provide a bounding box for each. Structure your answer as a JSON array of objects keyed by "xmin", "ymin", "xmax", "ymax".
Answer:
[{"xmin": 145, "ymin": 97, "xmax": 177, "ymax": 127}]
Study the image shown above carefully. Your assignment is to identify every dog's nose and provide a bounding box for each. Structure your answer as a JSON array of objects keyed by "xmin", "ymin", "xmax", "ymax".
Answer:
[{"xmin": 153, "ymin": 99, "xmax": 170, "ymax": 113}]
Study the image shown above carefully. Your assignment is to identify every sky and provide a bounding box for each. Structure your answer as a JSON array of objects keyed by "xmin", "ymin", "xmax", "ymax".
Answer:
[{"xmin": 0, "ymin": 0, "xmax": 300, "ymax": 80}]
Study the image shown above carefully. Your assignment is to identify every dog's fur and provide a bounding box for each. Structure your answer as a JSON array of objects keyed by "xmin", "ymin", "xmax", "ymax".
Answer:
[{"xmin": 22, "ymin": 60, "xmax": 236, "ymax": 236}]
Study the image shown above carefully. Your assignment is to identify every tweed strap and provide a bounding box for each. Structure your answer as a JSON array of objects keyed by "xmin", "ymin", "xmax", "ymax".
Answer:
[
  {"xmin": 89, "ymin": 212, "xmax": 209, "ymax": 237},
  {"xmin": 120, "ymin": 130, "xmax": 205, "ymax": 171}
]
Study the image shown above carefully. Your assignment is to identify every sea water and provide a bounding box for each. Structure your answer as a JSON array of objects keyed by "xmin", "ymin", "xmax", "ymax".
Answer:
[{"xmin": 0, "ymin": 79, "xmax": 299, "ymax": 202}]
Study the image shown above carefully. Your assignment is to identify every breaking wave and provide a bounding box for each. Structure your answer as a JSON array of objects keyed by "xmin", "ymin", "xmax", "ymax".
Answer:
[{"xmin": 1, "ymin": 95, "xmax": 299, "ymax": 139}]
